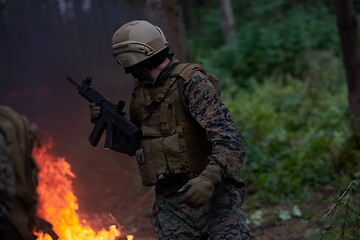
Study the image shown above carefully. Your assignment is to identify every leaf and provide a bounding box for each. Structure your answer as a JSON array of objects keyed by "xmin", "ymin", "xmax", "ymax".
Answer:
[
  {"xmin": 292, "ymin": 205, "xmax": 302, "ymax": 217},
  {"xmin": 249, "ymin": 209, "xmax": 264, "ymax": 226},
  {"xmin": 278, "ymin": 208, "xmax": 292, "ymax": 221}
]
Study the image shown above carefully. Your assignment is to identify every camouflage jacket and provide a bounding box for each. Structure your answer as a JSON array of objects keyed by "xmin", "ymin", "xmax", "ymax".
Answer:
[
  {"xmin": 0, "ymin": 105, "xmax": 39, "ymax": 239},
  {"xmin": 0, "ymin": 129, "xmax": 16, "ymax": 233},
  {"xmin": 158, "ymin": 60, "xmax": 246, "ymax": 186}
]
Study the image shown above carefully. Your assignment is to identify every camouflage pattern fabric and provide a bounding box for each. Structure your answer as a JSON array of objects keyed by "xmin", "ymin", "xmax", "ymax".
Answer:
[
  {"xmin": 0, "ymin": 129, "xmax": 16, "ymax": 234},
  {"xmin": 0, "ymin": 105, "xmax": 39, "ymax": 240},
  {"xmin": 147, "ymin": 60, "xmax": 250, "ymax": 238},
  {"xmin": 185, "ymin": 68, "xmax": 245, "ymax": 185},
  {"xmin": 155, "ymin": 60, "xmax": 246, "ymax": 186},
  {"xmin": 151, "ymin": 181, "xmax": 250, "ymax": 239}
]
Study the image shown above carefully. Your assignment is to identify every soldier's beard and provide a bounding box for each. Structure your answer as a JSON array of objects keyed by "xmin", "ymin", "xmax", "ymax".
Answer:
[{"xmin": 130, "ymin": 68, "xmax": 153, "ymax": 83}]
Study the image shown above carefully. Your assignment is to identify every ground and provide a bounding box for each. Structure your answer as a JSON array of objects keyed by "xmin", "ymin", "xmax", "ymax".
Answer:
[
  {"xmin": 108, "ymin": 181, "xmax": 359, "ymax": 240},
  {"xmin": 68, "ymin": 150, "xmax": 358, "ymax": 240}
]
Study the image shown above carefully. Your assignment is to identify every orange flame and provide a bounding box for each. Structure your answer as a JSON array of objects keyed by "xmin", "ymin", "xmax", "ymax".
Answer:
[{"xmin": 33, "ymin": 140, "xmax": 133, "ymax": 240}]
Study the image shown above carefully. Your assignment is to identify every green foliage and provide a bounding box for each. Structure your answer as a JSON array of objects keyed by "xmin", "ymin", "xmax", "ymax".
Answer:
[
  {"xmin": 188, "ymin": 1, "xmax": 340, "ymax": 88},
  {"xmin": 226, "ymin": 76, "xmax": 350, "ymax": 203},
  {"xmin": 307, "ymin": 180, "xmax": 360, "ymax": 240},
  {"xmin": 186, "ymin": 1, "xmax": 360, "ymax": 238},
  {"xmin": 186, "ymin": 0, "xmax": 360, "ymax": 221},
  {"xmin": 186, "ymin": 0, "xmax": 360, "ymax": 205}
]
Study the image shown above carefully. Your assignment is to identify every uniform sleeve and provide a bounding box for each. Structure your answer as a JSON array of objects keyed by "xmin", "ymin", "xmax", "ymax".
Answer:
[
  {"xmin": 183, "ymin": 71, "xmax": 245, "ymax": 186},
  {"xmin": 0, "ymin": 131, "xmax": 16, "ymax": 232}
]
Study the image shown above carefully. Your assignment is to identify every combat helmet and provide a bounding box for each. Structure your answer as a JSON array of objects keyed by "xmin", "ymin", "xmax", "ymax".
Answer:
[{"xmin": 112, "ymin": 20, "xmax": 168, "ymax": 68}]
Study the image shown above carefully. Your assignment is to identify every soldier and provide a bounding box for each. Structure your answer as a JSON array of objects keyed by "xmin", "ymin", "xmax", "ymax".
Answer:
[
  {"xmin": 91, "ymin": 20, "xmax": 250, "ymax": 239},
  {"xmin": 0, "ymin": 106, "xmax": 58, "ymax": 240},
  {"xmin": 0, "ymin": 105, "xmax": 40, "ymax": 240},
  {"xmin": 0, "ymin": 117, "xmax": 16, "ymax": 237}
]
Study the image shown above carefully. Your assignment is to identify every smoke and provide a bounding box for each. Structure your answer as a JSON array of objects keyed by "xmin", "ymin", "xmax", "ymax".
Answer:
[{"xmin": 0, "ymin": 0, "xmax": 144, "ymax": 215}]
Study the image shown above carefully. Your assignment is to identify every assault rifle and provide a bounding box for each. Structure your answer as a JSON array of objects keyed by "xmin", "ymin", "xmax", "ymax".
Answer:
[{"xmin": 67, "ymin": 76, "xmax": 142, "ymax": 156}]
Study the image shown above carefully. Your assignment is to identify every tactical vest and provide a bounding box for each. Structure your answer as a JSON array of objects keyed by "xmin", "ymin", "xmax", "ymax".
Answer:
[
  {"xmin": 130, "ymin": 63, "xmax": 212, "ymax": 186},
  {"xmin": 0, "ymin": 106, "xmax": 39, "ymax": 240}
]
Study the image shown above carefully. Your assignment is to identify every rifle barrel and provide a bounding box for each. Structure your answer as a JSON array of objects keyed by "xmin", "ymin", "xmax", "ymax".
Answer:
[{"xmin": 67, "ymin": 77, "xmax": 81, "ymax": 88}]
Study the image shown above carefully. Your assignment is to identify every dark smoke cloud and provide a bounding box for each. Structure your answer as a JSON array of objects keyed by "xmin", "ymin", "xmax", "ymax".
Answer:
[{"xmin": 0, "ymin": 0, "xmax": 146, "ymax": 215}]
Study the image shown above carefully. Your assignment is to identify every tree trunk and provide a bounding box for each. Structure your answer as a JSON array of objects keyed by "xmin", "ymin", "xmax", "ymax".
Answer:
[
  {"xmin": 219, "ymin": 0, "xmax": 236, "ymax": 45},
  {"xmin": 181, "ymin": 0, "xmax": 201, "ymax": 31},
  {"xmin": 146, "ymin": 0, "xmax": 188, "ymax": 62},
  {"xmin": 334, "ymin": 0, "xmax": 360, "ymax": 129}
]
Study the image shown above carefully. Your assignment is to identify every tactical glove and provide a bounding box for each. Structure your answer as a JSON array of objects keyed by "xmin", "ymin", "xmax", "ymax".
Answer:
[
  {"xmin": 178, "ymin": 174, "xmax": 215, "ymax": 207},
  {"xmin": 89, "ymin": 103, "xmax": 101, "ymax": 122}
]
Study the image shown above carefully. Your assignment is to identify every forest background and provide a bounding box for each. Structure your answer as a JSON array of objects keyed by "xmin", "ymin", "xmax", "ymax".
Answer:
[
  {"xmin": 0, "ymin": 0, "xmax": 359, "ymax": 239},
  {"xmin": 187, "ymin": 1, "xmax": 360, "ymax": 239}
]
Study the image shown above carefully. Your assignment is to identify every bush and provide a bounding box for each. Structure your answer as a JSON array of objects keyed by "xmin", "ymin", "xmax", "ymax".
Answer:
[
  {"xmin": 307, "ymin": 180, "xmax": 360, "ymax": 240},
  {"xmin": 186, "ymin": 0, "xmax": 360, "ymax": 206},
  {"xmin": 226, "ymin": 76, "xmax": 349, "ymax": 203},
  {"xmin": 188, "ymin": 1, "xmax": 340, "ymax": 89}
]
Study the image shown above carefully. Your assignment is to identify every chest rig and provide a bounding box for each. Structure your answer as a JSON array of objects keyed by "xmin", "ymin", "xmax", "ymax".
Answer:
[{"xmin": 130, "ymin": 63, "xmax": 211, "ymax": 186}]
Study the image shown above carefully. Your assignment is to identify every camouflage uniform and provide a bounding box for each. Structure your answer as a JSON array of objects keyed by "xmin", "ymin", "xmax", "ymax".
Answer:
[
  {"xmin": 151, "ymin": 182, "xmax": 249, "ymax": 239},
  {"xmin": 131, "ymin": 60, "xmax": 250, "ymax": 239},
  {"xmin": 0, "ymin": 129, "xmax": 16, "ymax": 236},
  {"xmin": 0, "ymin": 106, "xmax": 39, "ymax": 240}
]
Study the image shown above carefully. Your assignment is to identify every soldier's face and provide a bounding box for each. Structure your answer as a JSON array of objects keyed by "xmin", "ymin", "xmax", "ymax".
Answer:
[{"xmin": 125, "ymin": 65, "xmax": 152, "ymax": 82}]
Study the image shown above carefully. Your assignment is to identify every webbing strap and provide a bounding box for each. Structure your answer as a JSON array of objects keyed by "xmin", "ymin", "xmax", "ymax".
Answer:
[
  {"xmin": 169, "ymin": 63, "xmax": 204, "ymax": 79},
  {"xmin": 143, "ymin": 77, "xmax": 178, "ymax": 119},
  {"xmin": 171, "ymin": 63, "xmax": 205, "ymax": 115}
]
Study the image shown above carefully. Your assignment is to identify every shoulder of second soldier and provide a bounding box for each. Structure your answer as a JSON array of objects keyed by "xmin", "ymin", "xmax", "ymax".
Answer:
[
  {"xmin": 0, "ymin": 130, "xmax": 9, "ymax": 154},
  {"xmin": 0, "ymin": 126, "xmax": 7, "ymax": 142}
]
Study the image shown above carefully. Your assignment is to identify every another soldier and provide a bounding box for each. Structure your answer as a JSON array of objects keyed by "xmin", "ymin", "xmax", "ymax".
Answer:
[
  {"xmin": 91, "ymin": 20, "xmax": 250, "ymax": 239},
  {"xmin": 0, "ymin": 120, "xmax": 16, "ymax": 237},
  {"xmin": 0, "ymin": 105, "xmax": 39, "ymax": 240}
]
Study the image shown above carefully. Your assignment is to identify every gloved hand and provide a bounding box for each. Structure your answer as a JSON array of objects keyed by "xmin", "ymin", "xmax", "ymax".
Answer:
[
  {"xmin": 89, "ymin": 103, "xmax": 101, "ymax": 122},
  {"xmin": 178, "ymin": 174, "xmax": 215, "ymax": 207}
]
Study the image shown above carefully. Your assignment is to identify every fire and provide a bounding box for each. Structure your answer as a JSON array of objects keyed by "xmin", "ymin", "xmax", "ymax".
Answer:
[{"xmin": 33, "ymin": 140, "xmax": 133, "ymax": 240}]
